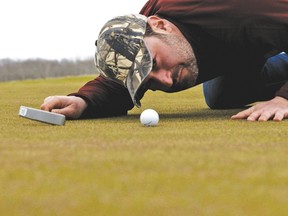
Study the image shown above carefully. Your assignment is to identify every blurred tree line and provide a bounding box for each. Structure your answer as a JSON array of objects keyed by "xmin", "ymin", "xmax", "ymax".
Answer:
[{"xmin": 0, "ymin": 58, "xmax": 99, "ymax": 82}]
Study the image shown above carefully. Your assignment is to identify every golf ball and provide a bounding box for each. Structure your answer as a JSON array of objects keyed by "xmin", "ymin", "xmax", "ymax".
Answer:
[{"xmin": 140, "ymin": 109, "xmax": 159, "ymax": 126}]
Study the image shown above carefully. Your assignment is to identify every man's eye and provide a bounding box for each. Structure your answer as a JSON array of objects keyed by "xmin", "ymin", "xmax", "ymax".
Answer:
[{"xmin": 152, "ymin": 59, "xmax": 157, "ymax": 70}]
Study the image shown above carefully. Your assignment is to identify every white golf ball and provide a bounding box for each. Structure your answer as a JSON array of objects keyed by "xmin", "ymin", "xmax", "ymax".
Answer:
[{"xmin": 140, "ymin": 109, "xmax": 159, "ymax": 126}]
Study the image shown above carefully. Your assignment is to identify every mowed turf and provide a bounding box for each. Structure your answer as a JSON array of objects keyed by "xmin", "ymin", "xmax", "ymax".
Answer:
[{"xmin": 1, "ymin": 75, "xmax": 288, "ymax": 216}]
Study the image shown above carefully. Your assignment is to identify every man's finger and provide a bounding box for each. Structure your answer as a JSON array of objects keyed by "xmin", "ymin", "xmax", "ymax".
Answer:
[
  {"xmin": 257, "ymin": 111, "xmax": 273, "ymax": 121},
  {"xmin": 40, "ymin": 96, "xmax": 62, "ymax": 111},
  {"xmin": 231, "ymin": 107, "xmax": 254, "ymax": 119},
  {"xmin": 52, "ymin": 103, "xmax": 83, "ymax": 119},
  {"xmin": 246, "ymin": 111, "xmax": 262, "ymax": 121}
]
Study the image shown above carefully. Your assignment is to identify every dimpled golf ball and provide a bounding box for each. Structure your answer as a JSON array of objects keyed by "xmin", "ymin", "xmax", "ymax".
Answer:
[{"xmin": 140, "ymin": 109, "xmax": 159, "ymax": 126}]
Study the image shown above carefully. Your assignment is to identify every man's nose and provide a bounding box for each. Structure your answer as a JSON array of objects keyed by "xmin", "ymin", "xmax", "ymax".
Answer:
[{"xmin": 149, "ymin": 69, "xmax": 173, "ymax": 87}]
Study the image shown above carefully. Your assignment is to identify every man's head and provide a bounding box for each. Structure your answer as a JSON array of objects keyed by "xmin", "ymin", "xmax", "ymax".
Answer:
[{"xmin": 95, "ymin": 14, "xmax": 198, "ymax": 107}]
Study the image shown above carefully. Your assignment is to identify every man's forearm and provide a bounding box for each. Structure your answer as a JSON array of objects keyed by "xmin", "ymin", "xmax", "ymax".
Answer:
[{"xmin": 69, "ymin": 75, "xmax": 135, "ymax": 118}]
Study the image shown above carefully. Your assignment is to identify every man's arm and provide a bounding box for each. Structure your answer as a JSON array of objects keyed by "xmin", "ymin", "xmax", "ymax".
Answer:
[{"xmin": 41, "ymin": 75, "xmax": 137, "ymax": 119}]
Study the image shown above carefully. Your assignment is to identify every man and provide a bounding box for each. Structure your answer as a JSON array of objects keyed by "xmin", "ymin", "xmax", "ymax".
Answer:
[{"xmin": 41, "ymin": 0, "xmax": 288, "ymax": 121}]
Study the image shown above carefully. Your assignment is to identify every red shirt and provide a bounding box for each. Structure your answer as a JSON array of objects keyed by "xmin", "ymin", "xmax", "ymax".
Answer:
[{"xmin": 71, "ymin": 0, "xmax": 288, "ymax": 118}]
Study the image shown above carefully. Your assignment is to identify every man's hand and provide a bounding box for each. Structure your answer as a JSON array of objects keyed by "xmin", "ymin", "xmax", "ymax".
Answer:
[
  {"xmin": 40, "ymin": 96, "xmax": 88, "ymax": 119},
  {"xmin": 231, "ymin": 96, "xmax": 288, "ymax": 121}
]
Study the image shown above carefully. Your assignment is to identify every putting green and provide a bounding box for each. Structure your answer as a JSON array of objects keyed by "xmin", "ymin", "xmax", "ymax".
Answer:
[{"xmin": 1, "ymin": 76, "xmax": 288, "ymax": 216}]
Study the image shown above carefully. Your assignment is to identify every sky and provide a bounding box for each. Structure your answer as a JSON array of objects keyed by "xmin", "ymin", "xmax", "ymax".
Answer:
[{"xmin": 0, "ymin": 0, "xmax": 148, "ymax": 60}]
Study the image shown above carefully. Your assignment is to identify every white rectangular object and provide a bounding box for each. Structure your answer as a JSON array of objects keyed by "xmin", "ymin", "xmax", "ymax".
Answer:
[{"xmin": 19, "ymin": 106, "xmax": 65, "ymax": 125}]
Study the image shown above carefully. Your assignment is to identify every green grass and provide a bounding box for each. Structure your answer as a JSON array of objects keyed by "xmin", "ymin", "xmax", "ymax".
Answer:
[{"xmin": 1, "ymin": 76, "xmax": 288, "ymax": 216}]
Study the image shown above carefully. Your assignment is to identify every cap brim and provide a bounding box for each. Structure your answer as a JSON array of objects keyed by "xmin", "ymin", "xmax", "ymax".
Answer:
[{"xmin": 126, "ymin": 40, "xmax": 152, "ymax": 107}]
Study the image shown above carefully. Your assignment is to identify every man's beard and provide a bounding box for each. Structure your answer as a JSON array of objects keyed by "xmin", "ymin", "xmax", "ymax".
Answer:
[{"xmin": 162, "ymin": 34, "xmax": 199, "ymax": 92}]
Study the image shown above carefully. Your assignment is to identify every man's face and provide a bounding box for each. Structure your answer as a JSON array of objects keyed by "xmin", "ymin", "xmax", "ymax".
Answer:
[{"xmin": 141, "ymin": 33, "xmax": 198, "ymax": 93}]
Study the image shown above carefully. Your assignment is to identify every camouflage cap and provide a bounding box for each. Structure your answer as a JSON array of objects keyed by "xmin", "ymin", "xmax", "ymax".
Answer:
[{"xmin": 94, "ymin": 14, "xmax": 153, "ymax": 107}]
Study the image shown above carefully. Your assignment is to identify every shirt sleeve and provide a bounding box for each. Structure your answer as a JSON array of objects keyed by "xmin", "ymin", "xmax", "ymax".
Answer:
[
  {"xmin": 275, "ymin": 82, "xmax": 288, "ymax": 100},
  {"xmin": 68, "ymin": 75, "xmax": 135, "ymax": 118}
]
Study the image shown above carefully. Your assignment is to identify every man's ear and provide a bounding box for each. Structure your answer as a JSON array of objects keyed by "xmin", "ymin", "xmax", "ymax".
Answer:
[{"xmin": 147, "ymin": 16, "xmax": 173, "ymax": 33}]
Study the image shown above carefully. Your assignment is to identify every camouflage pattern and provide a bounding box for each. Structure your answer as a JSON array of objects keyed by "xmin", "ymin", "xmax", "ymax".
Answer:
[{"xmin": 94, "ymin": 14, "xmax": 153, "ymax": 107}]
